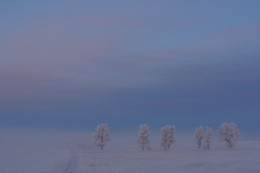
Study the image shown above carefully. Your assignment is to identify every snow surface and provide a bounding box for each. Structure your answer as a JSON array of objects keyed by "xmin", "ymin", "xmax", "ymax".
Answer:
[{"xmin": 0, "ymin": 131, "xmax": 260, "ymax": 173}]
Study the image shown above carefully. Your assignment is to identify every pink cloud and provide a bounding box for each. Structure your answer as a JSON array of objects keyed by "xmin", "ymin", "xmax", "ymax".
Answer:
[
  {"xmin": 74, "ymin": 16, "xmax": 129, "ymax": 27},
  {"xmin": 184, "ymin": 23, "xmax": 260, "ymax": 52},
  {"xmin": 118, "ymin": 98, "xmax": 240, "ymax": 109}
]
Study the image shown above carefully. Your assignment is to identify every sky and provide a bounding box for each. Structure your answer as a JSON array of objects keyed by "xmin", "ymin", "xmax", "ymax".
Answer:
[{"xmin": 0, "ymin": 0, "xmax": 260, "ymax": 135}]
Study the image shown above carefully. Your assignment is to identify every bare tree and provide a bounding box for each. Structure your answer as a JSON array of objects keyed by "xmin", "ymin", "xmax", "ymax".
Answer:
[
  {"xmin": 137, "ymin": 124, "xmax": 151, "ymax": 150},
  {"xmin": 218, "ymin": 122, "xmax": 241, "ymax": 149},
  {"xmin": 203, "ymin": 127, "xmax": 213, "ymax": 150},
  {"xmin": 160, "ymin": 125, "xmax": 176, "ymax": 151},
  {"xmin": 93, "ymin": 123, "xmax": 111, "ymax": 150},
  {"xmin": 194, "ymin": 126, "xmax": 204, "ymax": 149}
]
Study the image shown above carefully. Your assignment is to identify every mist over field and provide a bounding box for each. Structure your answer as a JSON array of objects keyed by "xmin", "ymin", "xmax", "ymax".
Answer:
[{"xmin": 0, "ymin": 130, "xmax": 260, "ymax": 173}]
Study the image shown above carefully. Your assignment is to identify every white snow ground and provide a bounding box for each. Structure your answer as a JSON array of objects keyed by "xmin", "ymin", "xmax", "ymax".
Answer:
[{"xmin": 0, "ymin": 131, "xmax": 260, "ymax": 173}]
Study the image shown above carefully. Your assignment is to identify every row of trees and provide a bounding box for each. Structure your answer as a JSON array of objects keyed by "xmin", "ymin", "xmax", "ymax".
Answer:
[{"xmin": 92, "ymin": 122, "xmax": 241, "ymax": 150}]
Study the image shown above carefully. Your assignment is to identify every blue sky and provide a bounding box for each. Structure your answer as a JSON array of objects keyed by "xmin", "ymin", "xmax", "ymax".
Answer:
[{"xmin": 0, "ymin": 0, "xmax": 260, "ymax": 134}]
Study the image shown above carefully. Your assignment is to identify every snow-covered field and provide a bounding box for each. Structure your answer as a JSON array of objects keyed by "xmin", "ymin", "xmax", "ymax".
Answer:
[{"xmin": 0, "ymin": 131, "xmax": 260, "ymax": 173}]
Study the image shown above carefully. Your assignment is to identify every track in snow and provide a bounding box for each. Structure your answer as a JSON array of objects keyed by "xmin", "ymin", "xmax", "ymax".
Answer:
[{"xmin": 52, "ymin": 145, "xmax": 83, "ymax": 173}]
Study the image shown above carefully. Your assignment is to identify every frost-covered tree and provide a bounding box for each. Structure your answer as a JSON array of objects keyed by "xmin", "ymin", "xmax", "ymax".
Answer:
[
  {"xmin": 93, "ymin": 123, "xmax": 111, "ymax": 150},
  {"xmin": 203, "ymin": 127, "xmax": 213, "ymax": 150},
  {"xmin": 137, "ymin": 124, "xmax": 151, "ymax": 150},
  {"xmin": 194, "ymin": 126, "xmax": 204, "ymax": 149},
  {"xmin": 160, "ymin": 125, "xmax": 176, "ymax": 151},
  {"xmin": 218, "ymin": 122, "xmax": 241, "ymax": 149}
]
